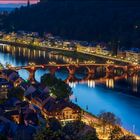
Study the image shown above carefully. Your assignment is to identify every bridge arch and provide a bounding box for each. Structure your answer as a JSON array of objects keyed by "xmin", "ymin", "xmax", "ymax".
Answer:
[
  {"xmin": 113, "ymin": 67, "xmax": 124, "ymax": 76},
  {"xmin": 55, "ymin": 67, "xmax": 69, "ymax": 81},
  {"xmin": 35, "ymin": 68, "xmax": 50, "ymax": 82},
  {"xmin": 96, "ymin": 66, "xmax": 106, "ymax": 73},
  {"xmin": 18, "ymin": 69, "xmax": 30, "ymax": 81},
  {"xmin": 74, "ymin": 66, "xmax": 89, "ymax": 80}
]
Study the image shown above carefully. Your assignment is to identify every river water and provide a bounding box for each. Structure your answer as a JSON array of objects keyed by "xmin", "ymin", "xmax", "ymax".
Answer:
[{"xmin": 0, "ymin": 45, "xmax": 140, "ymax": 135}]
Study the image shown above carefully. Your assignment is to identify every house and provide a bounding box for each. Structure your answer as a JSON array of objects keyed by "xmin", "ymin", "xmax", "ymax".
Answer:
[
  {"xmin": 2, "ymin": 69, "xmax": 22, "ymax": 84},
  {"xmin": 4, "ymin": 110, "xmax": 20, "ymax": 124},
  {"xmin": 38, "ymin": 84, "xmax": 49, "ymax": 94},
  {"xmin": 31, "ymin": 91, "xmax": 50, "ymax": 109},
  {"xmin": 7, "ymin": 71, "xmax": 23, "ymax": 87},
  {"xmin": 2, "ymin": 69, "xmax": 15, "ymax": 80},
  {"xmin": 4, "ymin": 105, "xmax": 38, "ymax": 126},
  {"xmin": 24, "ymin": 85, "xmax": 37, "ymax": 97},
  {"xmin": 13, "ymin": 77, "xmax": 24, "ymax": 87},
  {"xmin": 25, "ymin": 83, "xmax": 81, "ymax": 123},
  {"xmin": 42, "ymin": 100, "xmax": 81, "ymax": 123},
  {"xmin": 5, "ymin": 97, "xmax": 21, "ymax": 107},
  {"xmin": 0, "ymin": 78, "xmax": 11, "ymax": 99},
  {"xmin": 16, "ymin": 101, "xmax": 29, "ymax": 111},
  {"xmin": 24, "ymin": 109, "xmax": 38, "ymax": 126},
  {"xmin": 20, "ymin": 81, "xmax": 30, "ymax": 91}
]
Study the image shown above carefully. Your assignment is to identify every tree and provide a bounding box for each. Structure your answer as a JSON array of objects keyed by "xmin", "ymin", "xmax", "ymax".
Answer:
[
  {"xmin": 98, "ymin": 111, "xmax": 121, "ymax": 133},
  {"xmin": 80, "ymin": 129, "xmax": 99, "ymax": 140},
  {"xmin": 119, "ymin": 135, "xmax": 137, "ymax": 140},
  {"xmin": 63, "ymin": 120, "xmax": 85, "ymax": 139},
  {"xmin": 3, "ymin": 0, "xmax": 140, "ymax": 49},
  {"xmin": 41, "ymin": 74, "xmax": 72, "ymax": 99},
  {"xmin": 48, "ymin": 118, "xmax": 62, "ymax": 132},
  {"xmin": 0, "ymin": 134, "xmax": 7, "ymax": 140},
  {"xmin": 7, "ymin": 87, "xmax": 24, "ymax": 101},
  {"xmin": 109, "ymin": 126, "xmax": 124, "ymax": 140},
  {"xmin": 34, "ymin": 128, "xmax": 54, "ymax": 140},
  {"xmin": 34, "ymin": 120, "xmax": 99, "ymax": 140},
  {"xmin": 34, "ymin": 127, "xmax": 65, "ymax": 140}
]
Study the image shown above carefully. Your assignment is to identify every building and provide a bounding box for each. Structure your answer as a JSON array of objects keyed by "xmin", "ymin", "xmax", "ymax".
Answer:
[
  {"xmin": 95, "ymin": 45, "xmax": 110, "ymax": 55},
  {"xmin": 2, "ymin": 70, "xmax": 23, "ymax": 87},
  {"xmin": 76, "ymin": 44, "xmax": 96, "ymax": 53},
  {"xmin": 42, "ymin": 99, "xmax": 81, "ymax": 124},
  {"xmin": 25, "ymin": 84, "xmax": 81, "ymax": 123},
  {"xmin": 0, "ymin": 78, "xmax": 10, "ymax": 99},
  {"xmin": 4, "ymin": 103, "xmax": 38, "ymax": 126},
  {"xmin": 126, "ymin": 48, "xmax": 140, "ymax": 64},
  {"xmin": 117, "ymin": 51, "xmax": 126, "ymax": 59},
  {"xmin": 4, "ymin": 110, "xmax": 20, "ymax": 124},
  {"xmin": 31, "ymin": 91, "xmax": 50, "ymax": 109}
]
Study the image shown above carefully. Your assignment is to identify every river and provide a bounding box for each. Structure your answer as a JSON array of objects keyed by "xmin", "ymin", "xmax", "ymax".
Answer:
[{"xmin": 0, "ymin": 45, "xmax": 140, "ymax": 135}]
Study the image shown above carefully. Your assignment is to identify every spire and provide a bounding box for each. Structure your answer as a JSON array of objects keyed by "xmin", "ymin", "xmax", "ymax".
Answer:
[{"xmin": 27, "ymin": 0, "xmax": 30, "ymax": 7}]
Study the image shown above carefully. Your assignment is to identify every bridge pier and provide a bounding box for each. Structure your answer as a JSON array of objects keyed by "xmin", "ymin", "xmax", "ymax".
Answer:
[
  {"xmin": 85, "ymin": 73, "xmax": 95, "ymax": 81},
  {"xmin": 123, "ymin": 66, "xmax": 128, "ymax": 73},
  {"xmin": 87, "ymin": 66, "xmax": 96, "ymax": 75},
  {"xmin": 67, "ymin": 67, "xmax": 76, "ymax": 75},
  {"xmin": 49, "ymin": 67, "xmax": 57, "ymax": 76},
  {"xmin": 65, "ymin": 74, "xmax": 77, "ymax": 83},
  {"xmin": 106, "ymin": 66, "xmax": 114, "ymax": 74},
  {"xmin": 28, "ymin": 68, "xmax": 36, "ymax": 84}
]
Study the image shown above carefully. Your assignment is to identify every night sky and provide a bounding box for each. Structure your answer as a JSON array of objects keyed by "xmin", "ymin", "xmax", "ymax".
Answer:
[{"xmin": 0, "ymin": 0, "xmax": 38, "ymax": 4}]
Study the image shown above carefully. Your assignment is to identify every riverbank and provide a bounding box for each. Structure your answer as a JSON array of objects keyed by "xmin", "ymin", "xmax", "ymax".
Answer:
[
  {"xmin": 0, "ymin": 40, "xmax": 131, "ymax": 65},
  {"xmin": 82, "ymin": 110, "xmax": 140, "ymax": 139}
]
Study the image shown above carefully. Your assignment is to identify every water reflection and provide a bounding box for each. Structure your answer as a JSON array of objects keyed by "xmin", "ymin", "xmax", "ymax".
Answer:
[
  {"xmin": 132, "ymin": 74, "xmax": 138, "ymax": 92},
  {"xmin": 0, "ymin": 45, "xmax": 77, "ymax": 65},
  {"xmin": 0, "ymin": 45, "xmax": 139, "ymax": 93},
  {"xmin": 106, "ymin": 78, "xmax": 114, "ymax": 89}
]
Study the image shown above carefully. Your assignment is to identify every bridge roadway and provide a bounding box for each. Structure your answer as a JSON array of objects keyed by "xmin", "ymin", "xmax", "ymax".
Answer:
[
  {"xmin": 9, "ymin": 63, "xmax": 126, "ymax": 71},
  {"xmin": 1, "ymin": 63, "xmax": 127, "ymax": 87},
  {"xmin": 5, "ymin": 63, "xmax": 137, "ymax": 83}
]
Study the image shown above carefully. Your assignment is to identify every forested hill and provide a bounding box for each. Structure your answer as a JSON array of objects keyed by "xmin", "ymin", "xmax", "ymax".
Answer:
[{"xmin": 3, "ymin": 0, "xmax": 140, "ymax": 48}]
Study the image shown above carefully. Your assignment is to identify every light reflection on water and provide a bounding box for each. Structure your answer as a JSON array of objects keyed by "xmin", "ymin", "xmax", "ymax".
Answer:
[
  {"xmin": 0, "ymin": 45, "xmax": 140, "ymax": 135},
  {"xmin": 72, "ymin": 84, "xmax": 140, "ymax": 135}
]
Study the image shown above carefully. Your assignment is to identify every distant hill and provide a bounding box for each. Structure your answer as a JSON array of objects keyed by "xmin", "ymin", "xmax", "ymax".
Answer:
[
  {"xmin": 0, "ymin": 4, "xmax": 27, "ymax": 12},
  {"xmin": 0, "ymin": 7, "xmax": 14, "ymax": 12},
  {"xmin": 2, "ymin": 0, "xmax": 140, "ymax": 48}
]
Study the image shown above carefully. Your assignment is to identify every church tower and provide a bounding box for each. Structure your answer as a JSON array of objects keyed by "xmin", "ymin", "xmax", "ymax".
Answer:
[{"xmin": 27, "ymin": 0, "xmax": 30, "ymax": 7}]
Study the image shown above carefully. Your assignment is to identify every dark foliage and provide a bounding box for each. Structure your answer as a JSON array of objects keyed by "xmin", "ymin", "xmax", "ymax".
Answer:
[
  {"xmin": 109, "ymin": 126, "xmax": 124, "ymax": 140},
  {"xmin": 119, "ymin": 135, "xmax": 137, "ymax": 140},
  {"xmin": 34, "ymin": 120, "xmax": 99, "ymax": 140},
  {"xmin": 41, "ymin": 73, "xmax": 72, "ymax": 99},
  {"xmin": 2, "ymin": 0, "xmax": 140, "ymax": 49},
  {"xmin": 48, "ymin": 118, "xmax": 62, "ymax": 132},
  {"xmin": 7, "ymin": 87, "xmax": 24, "ymax": 101}
]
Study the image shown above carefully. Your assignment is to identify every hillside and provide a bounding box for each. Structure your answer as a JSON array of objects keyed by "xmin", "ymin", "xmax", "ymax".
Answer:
[{"xmin": 2, "ymin": 0, "xmax": 140, "ymax": 48}]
